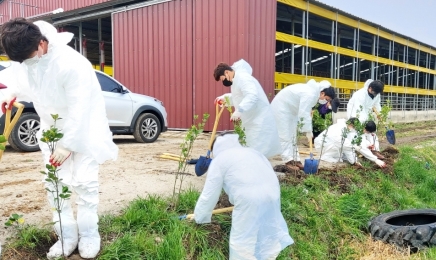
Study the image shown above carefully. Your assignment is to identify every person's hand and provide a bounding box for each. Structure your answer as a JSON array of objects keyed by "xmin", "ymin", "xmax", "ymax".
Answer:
[
  {"xmin": 305, "ymin": 132, "xmax": 313, "ymax": 139},
  {"xmin": 49, "ymin": 145, "xmax": 71, "ymax": 166},
  {"xmin": 1, "ymin": 96, "xmax": 16, "ymax": 114},
  {"xmin": 214, "ymin": 95, "xmax": 227, "ymax": 107},
  {"xmin": 375, "ymin": 159, "xmax": 386, "ymax": 168},
  {"xmin": 368, "ymin": 144, "xmax": 375, "ymax": 150},
  {"xmin": 230, "ymin": 111, "xmax": 242, "ymax": 122}
]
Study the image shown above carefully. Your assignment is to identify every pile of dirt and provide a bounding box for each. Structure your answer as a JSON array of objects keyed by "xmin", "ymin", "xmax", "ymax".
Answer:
[
  {"xmin": 215, "ymin": 193, "xmax": 233, "ymax": 209},
  {"xmin": 317, "ymin": 170, "xmax": 353, "ymax": 194},
  {"xmin": 2, "ymin": 232, "xmax": 57, "ymax": 260}
]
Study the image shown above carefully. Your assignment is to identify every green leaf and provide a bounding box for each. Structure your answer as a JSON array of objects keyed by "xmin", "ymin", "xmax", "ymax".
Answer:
[
  {"xmin": 0, "ymin": 144, "xmax": 5, "ymax": 151},
  {"xmin": 12, "ymin": 214, "xmax": 19, "ymax": 220},
  {"xmin": 5, "ymin": 221, "xmax": 12, "ymax": 227},
  {"xmin": 0, "ymin": 135, "xmax": 6, "ymax": 143}
]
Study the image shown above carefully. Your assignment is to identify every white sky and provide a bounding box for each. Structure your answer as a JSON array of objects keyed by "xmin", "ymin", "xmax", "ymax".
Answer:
[{"xmin": 315, "ymin": 0, "xmax": 436, "ymax": 48}]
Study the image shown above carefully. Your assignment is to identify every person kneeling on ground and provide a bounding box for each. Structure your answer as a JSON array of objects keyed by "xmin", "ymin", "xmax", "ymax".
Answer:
[
  {"xmin": 363, "ymin": 120, "xmax": 385, "ymax": 160},
  {"xmin": 193, "ymin": 133, "xmax": 293, "ymax": 260},
  {"xmin": 314, "ymin": 118, "xmax": 386, "ymax": 168}
]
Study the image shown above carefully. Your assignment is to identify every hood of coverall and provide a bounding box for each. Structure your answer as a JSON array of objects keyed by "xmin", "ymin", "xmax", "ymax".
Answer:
[
  {"xmin": 231, "ymin": 59, "xmax": 253, "ymax": 75},
  {"xmin": 363, "ymin": 79, "xmax": 374, "ymax": 90},
  {"xmin": 34, "ymin": 20, "xmax": 73, "ymax": 47},
  {"xmin": 212, "ymin": 134, "xmax": 241, "ymax": 158}
]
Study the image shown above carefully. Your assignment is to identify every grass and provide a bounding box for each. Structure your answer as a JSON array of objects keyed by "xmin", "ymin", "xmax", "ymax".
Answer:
[{"xmin": 3, "ymin": 140, "xmax": 436, "ymax": 259}]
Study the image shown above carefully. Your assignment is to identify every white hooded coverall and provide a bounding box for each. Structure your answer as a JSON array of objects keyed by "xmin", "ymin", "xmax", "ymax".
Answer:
[
  {"xmin": 347, "ymin": 79, "xmax": 382, "ymax": 123},
  {"xmin": 271, "ymin": 79, "xmax": 331, "ymax": 162},
  {"xmin": 14, "ymin": 21, "xmax": 118, "ymax": 258},
  {"xmin": 194, "ymin": 134, "xmax": 293, "ymax": 260},
  {"xmin": 314, "ymin": 119, "xmax": 381, "ymax": 165},
  {"xmin": 217, "ymin": 59, "xmax": 281, "ymax": 158}
]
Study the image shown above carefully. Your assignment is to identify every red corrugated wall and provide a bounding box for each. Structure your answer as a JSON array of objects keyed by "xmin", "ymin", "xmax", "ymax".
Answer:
[
  {"xmin": 113, "ymin": 0, "xmax": 277, "ymax": 130},
  {"xmin": 0, "ymin": 0, "xmax": 110, "ymax": 22}
]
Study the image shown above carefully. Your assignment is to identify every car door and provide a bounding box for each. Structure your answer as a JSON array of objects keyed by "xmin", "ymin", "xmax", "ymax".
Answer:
[{"xmin": 95, "ymin": 72, "xmax": 133, "ymax": 127}]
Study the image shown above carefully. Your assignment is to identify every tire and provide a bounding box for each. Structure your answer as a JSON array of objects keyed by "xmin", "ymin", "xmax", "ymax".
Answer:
[
  {"xmin": 133, "ymin": 113, "xmax": 161, "ymax": 143},
  {"xmin": 368, "ymin": 209, "xmax": 436, "ymax": 250},
  {"xmin": 8, "ymin": 112, "xmax": 41, "ymax": 152}
]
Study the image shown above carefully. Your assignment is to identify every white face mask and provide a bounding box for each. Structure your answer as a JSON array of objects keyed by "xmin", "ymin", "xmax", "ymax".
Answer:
[
  {"xmin": 328, "ymin": 105, "xmax": 332, "ymax": 110},
  {"xmin": 23, "ymin": 46, "xmax": 44, "ymax": 66},
  {"xmin": 318, "ymin": 99, "xmax": 327, "ymax": 105}
]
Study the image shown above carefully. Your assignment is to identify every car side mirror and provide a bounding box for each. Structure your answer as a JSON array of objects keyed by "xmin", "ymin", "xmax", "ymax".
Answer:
[{"xmin": 118, "ymin": 85, "xmax": 127, "ymax": 94}]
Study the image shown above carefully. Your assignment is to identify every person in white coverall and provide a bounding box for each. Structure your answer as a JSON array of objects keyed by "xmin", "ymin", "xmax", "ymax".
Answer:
[
  {"xmin": 314, "ymin": 118, "xmax": 386, "ymax": 168},
  {"xmin": 213, "ymin": 59, "xmax": 281, "ymax": 158},
  {"xmin": 193, "ymin": 133, "xmax": 293, "ymax": 260},
  {"xmin": 363, "ymin": 120, "xmax": 385, "ymax": 160},
  {"xmin": 347, "ymin": 79, "xmax": 384, "ymax": 123},
  {"xmin": 271, "ymin": 79, "xmax": 336, "ymax": 168},
  {"xmin": 0, "ymin": 18, "xmax": 118, "ymax": 259}
]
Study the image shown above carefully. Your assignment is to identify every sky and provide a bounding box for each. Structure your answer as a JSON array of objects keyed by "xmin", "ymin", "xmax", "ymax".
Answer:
[{"xmin": 315, "ymin": 0, "xmax": 436, "ymax": 47}]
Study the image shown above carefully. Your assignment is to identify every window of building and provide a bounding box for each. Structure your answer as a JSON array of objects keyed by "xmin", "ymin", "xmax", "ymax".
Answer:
[
  {"xmin": 276, "ymin": 3, "xmax": 303, "ymax": 37},
  {"xmin": 358, "ymin": 30, "xmax": 374, "ymax": 56},
  {"xmin": 308, "ymin": 13, "xmax": 333, "ymax": 45},
  {"xmin": 306, "ymin": 48, "xmax": 332, "ymax": 78},
  {"xmin": 275, "ymin": 40, "xmax": 303, "ymax": 74}
]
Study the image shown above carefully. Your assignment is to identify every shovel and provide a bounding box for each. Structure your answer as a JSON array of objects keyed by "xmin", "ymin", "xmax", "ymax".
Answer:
[
  {"xmin": 0, "ymin": 96, "xmax": 24, "ymax": 161},
  {"xmin": 179, "ymin": 206, "xmax": 234, "ymax": 220},
  {"xmin": 194, "ymin": 103, "xmax": 225, "ymax": 176},
  {"xmin": 303, "ymin": 137, "xmax": 318, "ymax": 174}
]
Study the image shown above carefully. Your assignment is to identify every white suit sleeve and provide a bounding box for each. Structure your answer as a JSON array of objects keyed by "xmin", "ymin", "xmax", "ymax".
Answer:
[
  {"xmin": 373, "ymin": 95, "xmax": 382, "ymax": 112},
  {"xmin": 236, "ymin": 76, "xmax": 258, "ymax": 113},
  {"xmin": 374, "ymin": 135, "xmax": 380, "ymax": 151},
  {"xmin": 58, "ymin": 65, "xmax": 94, "ymax": 152},
  {"xmin": 194, "ymin": 162, "xmax": 224, "ymax": 224},
  {"xmin": 298, "ymin": 96, "xmax": 316, "ymax": 133}
]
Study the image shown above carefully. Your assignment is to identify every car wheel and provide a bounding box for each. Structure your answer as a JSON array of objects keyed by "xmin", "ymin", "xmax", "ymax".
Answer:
[
  {"xmin": 133, "ymin": 113, "xmax": 161, "ymax": 143},
  {"xmin": 8, "ymin": 112, "xmax": 41, "ymax": 152}
]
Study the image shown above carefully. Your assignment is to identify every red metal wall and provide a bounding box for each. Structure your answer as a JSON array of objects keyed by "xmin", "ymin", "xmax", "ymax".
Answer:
[
  {"xmin": 0, "ymin": 0, "xmax": 109, "ymax": 22},
  {"xmin": 113, "ymin": 0, "xmax": 277, "ymax": 130}
]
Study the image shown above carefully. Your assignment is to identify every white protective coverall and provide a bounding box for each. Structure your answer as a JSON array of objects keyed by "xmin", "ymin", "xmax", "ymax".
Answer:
[
  {"xmin": 14, "ymin": 21, "xmax": 118, "ymax": 258},
  {"xmin": 271, "ymin": 79, "xmax": 331, "ymax": 162},
  {"xmin": 216, "ymin": 59, "xmax": 281, "ymax": 158},
  {"xmin": 363, "ymin": 132, "xmax": 380, "ymax": 151},
  {"xmin": 347, "ymin": 79, "xmax": 382, "ymax": 123},
  {"xmin": 194, "ymin": 134, "xmax": 293, "ymax": 260},
  {"xmin": 314, "ymin": 119, "xmax": 383, "ymax": 166}
]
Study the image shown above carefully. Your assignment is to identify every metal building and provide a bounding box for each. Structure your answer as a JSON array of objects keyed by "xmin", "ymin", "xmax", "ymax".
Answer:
[{"xmin": 0, "ymin": 0, "xmax": 434, "ymax": 129}]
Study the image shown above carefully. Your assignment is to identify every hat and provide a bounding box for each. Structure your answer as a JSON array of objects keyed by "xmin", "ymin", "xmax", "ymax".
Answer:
[{"xmin": 330, "ymin": 97, "xmax": 340, "ymax": 113}]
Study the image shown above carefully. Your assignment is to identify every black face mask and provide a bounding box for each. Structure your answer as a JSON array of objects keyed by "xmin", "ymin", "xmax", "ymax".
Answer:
[
  {"xmin": 223, "ymin": 78, "xmax": 233, "ymax": 87},
  {"xmin": 368, "ymin": 91, "xmax": 375, "ymax": 99}
]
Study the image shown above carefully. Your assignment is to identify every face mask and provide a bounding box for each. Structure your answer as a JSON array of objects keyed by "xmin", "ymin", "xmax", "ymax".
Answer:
[
  {"xmin": 318, "ymin": 99, "xmax": 327, "ymax": 105},
  {"xmin": 23, "ymin": 54, "xmax": 39, "ymax": 66},
  {"xmin": 328, "ymin": 105, "xmax": 332, "ymax": 110},
  {"xmin": 223, "ymin": 78, "xmax": 232, "ymax": 87},
  {"xmin": 23, "ymin": 46, "xmax": 43, "ymax": 66}
]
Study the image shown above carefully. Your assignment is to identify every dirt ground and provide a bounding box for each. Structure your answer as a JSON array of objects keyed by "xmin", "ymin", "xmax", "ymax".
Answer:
[{"xmin": 1, "ymin": 123, "xmax": 436, "ymax": 249}]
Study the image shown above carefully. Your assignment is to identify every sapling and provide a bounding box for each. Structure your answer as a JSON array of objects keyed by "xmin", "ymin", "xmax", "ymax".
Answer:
[
  {"xmin": 224, "ymin": 96, "xmax": 246, "ymax": 146},
  {"xmin": 172, "ymin": 113, "xmax": 209, "ymax": 207},
  {"xmin": 39, "ymin": 114, "xmax": 72, "ymax": 258},
  {"xmin": 315, "ymin": 113, "xmax": 334, "ymax": 173},
  {"xmin": 0, "ymin": 134, "xmax": 5, "ymax": 151},
  {"xmin": 291, "ymin": 118, "xmax": 304, "ymax": 169}
]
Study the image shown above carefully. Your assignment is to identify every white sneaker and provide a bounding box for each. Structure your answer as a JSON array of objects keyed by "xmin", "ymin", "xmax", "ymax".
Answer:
[
  {"xmin": 79, "ymin": 236, "xmax": 101, "ymax": 259},
  {"xmin": 47, "ymin": 239, "xmax": 78, "ymax": 259}
]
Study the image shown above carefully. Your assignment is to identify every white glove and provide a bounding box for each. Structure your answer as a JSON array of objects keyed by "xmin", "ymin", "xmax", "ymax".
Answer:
[
  {"xmin": 230, "ymin": 110, "xmax": 242, "ymax": 122},
  {"xmin": 375, "ymin": 159, "xmax": 386, "ymax": 168},
  {"xmin": 50, "ymin": 145, "xmax": 71, "ymax": 166},
  {"xmin": 305, "ymin": 132, "xmax": 313, "ymax": 139}
]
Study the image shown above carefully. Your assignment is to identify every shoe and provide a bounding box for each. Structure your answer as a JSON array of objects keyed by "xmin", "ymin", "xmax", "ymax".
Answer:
[
  {"xmin": 79, "ymin": 236, "xmax": 101, "ymax": 259},
  {"xmin": 47, "ymin": 238, "xmax": 78, "ymax": 259}
]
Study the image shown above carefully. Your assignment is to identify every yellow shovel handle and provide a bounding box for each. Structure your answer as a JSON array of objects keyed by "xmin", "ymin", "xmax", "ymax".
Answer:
[
  {"xmin": 0, "ymin": 102, "xmax": 24, "ymax": 161},
  {"xmin": 186, "ymin": 206, "xmax": 234, "ymax": 220}
]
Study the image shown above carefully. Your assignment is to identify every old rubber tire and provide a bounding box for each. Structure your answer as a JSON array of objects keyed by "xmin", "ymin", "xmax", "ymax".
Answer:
[
  {"xmin": 133, "ymin": 113, "xmax": 161, "ymax": 143},
  {"xmin": 8, "ymin": 112, "xmax": 41, "ymax": 152},
  {"xmin": 368, "ymin": 209, "xmax": 436, "ymax": 249}
]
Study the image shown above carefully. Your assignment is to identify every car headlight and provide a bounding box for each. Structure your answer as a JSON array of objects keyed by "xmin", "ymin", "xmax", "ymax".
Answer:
[{"xmin": 154, "ymin": 98, "xmax": 164, "ymax": 107}]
